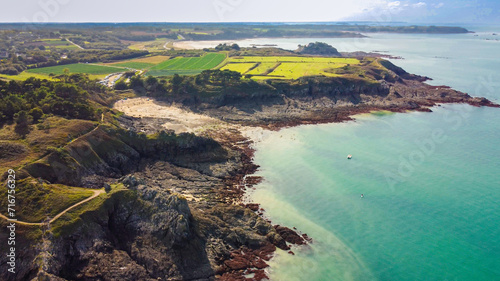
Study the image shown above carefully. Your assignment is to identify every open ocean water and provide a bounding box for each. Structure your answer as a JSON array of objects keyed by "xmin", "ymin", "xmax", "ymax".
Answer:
[{"xmin": 243, "ymin": 26, "xmax": 500, "ymax": 281}]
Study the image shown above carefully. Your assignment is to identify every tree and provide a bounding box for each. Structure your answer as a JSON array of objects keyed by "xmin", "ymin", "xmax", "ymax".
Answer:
[
  {"xmin": 129, "ymin": 76, "xmax": 144, "ymax": 89},
  {"xmin": 29, "ymin": 107, "xmax": 44, "ymax": 123},
  {"xmin": 145, "ymin": 76, "xmax": 158, "ymax": 89},
  {"xmin": 114, "ymin": 80, "xmax": 128, "ymax": 90},
  {"xmin": 171, "ymin": 74, "xmax": 183, "ymax": 86},
  {"xmin": 14, "ymin": 110, "xmax": 32, "ymax": 137}
]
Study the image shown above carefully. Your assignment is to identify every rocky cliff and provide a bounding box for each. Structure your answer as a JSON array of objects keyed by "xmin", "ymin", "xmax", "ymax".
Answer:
[
  {"xmin": 170, "ymin": 59, "xmax": 498, "ymax": 129},
  {"xmin": 1, "ymin": 122, "xmax": 300, "ymax": 281}
]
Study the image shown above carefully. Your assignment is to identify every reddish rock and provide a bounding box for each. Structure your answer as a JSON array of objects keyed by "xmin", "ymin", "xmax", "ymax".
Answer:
[
  {"xmin": 245, "ymin": 176, "xmax": 263, "ymax": 185},
  {"xmin": 302, "ymin": 233, "xmax": 312, "ymax": 242},
  {"xmin": 253, "ymin": 269, "xmax": 269, "ymax": 280},
  {"xmin": 245, "ymin": 203, "xmax": 260, "ymax": 212},
  {"xmin": 274, "ymin": 225, "xmax": 306, "ymax": 245},
  {"xmin": 288, "ymin": 251, "xmax": 295, "ymax": 255}
]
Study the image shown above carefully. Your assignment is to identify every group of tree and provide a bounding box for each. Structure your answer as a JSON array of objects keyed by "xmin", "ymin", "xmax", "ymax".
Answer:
[
  {"xmin": 0, "ymin": 75, "xmax": 107, "ymax": 136},
  {"xmin": 116, "ymin": 69, "xmax": 244, "ymax": 95},
  {"xmin": 214, "ymin": 43, "xmax": 240, "ymax": 51},
  {"xmin": 297, "ymin": 42, "xmax": 342, "ymax": 56}
]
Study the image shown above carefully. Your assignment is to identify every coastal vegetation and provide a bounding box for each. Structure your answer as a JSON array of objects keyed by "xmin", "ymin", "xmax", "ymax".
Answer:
[{"xmin": 297, "ymin": 42, "xmax": 342, "ymax": 56}]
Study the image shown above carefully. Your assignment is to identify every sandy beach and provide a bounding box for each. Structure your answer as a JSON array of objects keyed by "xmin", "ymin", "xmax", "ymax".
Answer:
[
  {"xmin": 113, "ymin": 97, "xmax": 223, "ymax": 133},
  {"xmin": 113, "ymin": 97, "xmax": 272, "ymax": 144},
  {"xmin": 173, "ymin": 40, "xmax": 247, "ymax": 50}
]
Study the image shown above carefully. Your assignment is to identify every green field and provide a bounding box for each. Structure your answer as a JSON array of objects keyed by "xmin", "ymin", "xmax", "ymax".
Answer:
[
  {"xmin": 0, "ymin": 72, "xmax": 56, "ymax": 81},
  {"xmin": 147, "ymin": 53, "xmax": 226, "ymax": 76},
  {"xmin": 112, "ymin": 62, "xmax": 154, "ymax": 69},
  {"xmin": 39, "ymin": 39, "xmax": 80, "ymax": 50},
  {"xmin": 223, "ymin": 56, "xmax": 360, "ymax": 79},
  {"xmin": 105, "ymin": 55, "xmax": 171, "ymax": 70},
  {"xmin": 229, "ymin": 56, "xmax": 359, "ymax": 63},
  {"xmin": 220, "ymin": 62, "xmax": 256, "ymax": 74},
  {"xmin": 27, "ymin": 63, "xmax": 126, "ymax": 76},
  {"xmin": 247, "ymin": 62, "xmax": 279, "ymax": 75}
]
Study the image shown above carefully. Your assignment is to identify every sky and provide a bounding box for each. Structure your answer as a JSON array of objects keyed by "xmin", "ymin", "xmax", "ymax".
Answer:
[{"xmin": 1, "ymin": 0, "xmax": 499, "ymax": 24}]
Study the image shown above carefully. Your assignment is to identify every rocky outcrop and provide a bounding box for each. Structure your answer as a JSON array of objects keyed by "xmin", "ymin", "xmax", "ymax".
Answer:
[
  {"xmin": 167, "ymin": 59, "xmax": 498, "ymax": 129},
  {"xmin": 2, "ymin": 121, "xmax": 303, "ymax": 281}
]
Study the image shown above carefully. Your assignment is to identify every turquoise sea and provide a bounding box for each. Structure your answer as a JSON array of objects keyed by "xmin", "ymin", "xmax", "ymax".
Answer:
[{"xmin": 242, "ymin": 26, "xmax": 500, "ymax": 281}]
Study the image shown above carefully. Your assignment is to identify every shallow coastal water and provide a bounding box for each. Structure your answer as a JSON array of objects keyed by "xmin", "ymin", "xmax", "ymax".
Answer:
[{"xmin": 244, "ymin": 26, "xmax": 500, "ymax": 280}]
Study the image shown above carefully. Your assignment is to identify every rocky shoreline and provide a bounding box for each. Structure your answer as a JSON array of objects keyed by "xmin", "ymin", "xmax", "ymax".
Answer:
[
  {"xmin": 117, "ymin": 115, "xmax": 311, "ymax": 281},
  {"xmin": 109, "ymin": 61, "xmax": 499, "ymax": 280},
  {"xmin": 3, "ymin": 56, "xmax": 498, "ymax": 281}
]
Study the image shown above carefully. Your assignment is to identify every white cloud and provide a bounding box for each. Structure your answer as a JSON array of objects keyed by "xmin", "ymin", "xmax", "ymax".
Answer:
[
  {"xmin": 388, "ymin": 1, "xmax": 401, "ymax": 7},
  {"xmin": 413, "ymin": 2, "xmax": 427, "ymax": 8},
  {"xmin": 434, "ymin": 3, "xmax": 445, "ymax": 8}
]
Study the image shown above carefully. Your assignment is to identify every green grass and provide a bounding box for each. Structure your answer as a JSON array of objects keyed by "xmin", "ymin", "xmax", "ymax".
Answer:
[
  {"xmin": 112, "ymin": 62, "xmax": 154, "ymax": 69},
  {"xmin": 247, "ymin": 62, "xmax": 279, "ymax": 75},
  {"xmin": 104, "ymin": 55, "xmax": 170, "ymax": 70},
  {"xmin": 0, "ymin": 116, "xmax": 96, "ymax": 175},
  {"xmin": 52, "ymin": 184, "xmax": 132, "ymax": 237},
  {"xmin": 147, "ymin": 53, "xmax": 226, "ymax": 76},
  {"xmin": 0, "ymin": 72, "xmax": 56, "ymax": 81},
  {"xmin": 40, "ymin": 39, "xmax": 71, "ymax": 46},
  {"xmin": 220, "ymin": 62, "xmax": 256, "ymax": 74},
  {"xmin": 39, "ymin": 39, "xmax": 80, "ymax": 50},
  {"xmin": 0, "ymin": 179, "xmax": 94, "ymax": 223},
  {"xmin": 224, "ymin": 56, "xmax": 360, "ymax": 79},
  {"xmin": 230, "ymin": 56, "xmax": 359, "ymax": 63},
  {"xmin": 26, "ymin": 63, "xmax": 127, "ymax": 76}
]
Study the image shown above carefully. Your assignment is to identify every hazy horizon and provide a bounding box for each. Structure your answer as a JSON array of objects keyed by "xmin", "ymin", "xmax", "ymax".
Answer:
[{"xmin": 1, "ymin": 0, "xmax": 498, "ymax": 24}]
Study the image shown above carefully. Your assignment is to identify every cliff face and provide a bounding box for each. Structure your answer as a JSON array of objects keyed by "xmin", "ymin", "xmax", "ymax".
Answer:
[
  {"xmin": 1, "ymin": 123, "xmax": 294, "ymax": 281},
  {"xmin": 24, "ymin": 125, "xmax": 228, "ymax": 188},
  {"xmin": 176, "ymin": 60, "xmax": 497, "ymax": 128}
]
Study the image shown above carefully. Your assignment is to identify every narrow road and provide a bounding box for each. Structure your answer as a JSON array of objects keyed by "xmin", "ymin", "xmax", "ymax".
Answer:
[
  {"xmin": 0, "ymin": 189, "xmax": 104, "ymax": 226},
  {"xmin": 164, "ymin": 40, "xmax": 174, "ymax": 49},
  {"xmin": 64, "ymin": 37, "xmax": 84, "ymax": 50}
]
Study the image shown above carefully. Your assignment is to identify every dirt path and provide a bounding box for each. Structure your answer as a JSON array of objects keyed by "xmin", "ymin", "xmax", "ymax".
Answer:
[{"xmin": 0, "ymin": 189, "xmax": 104, "ymax": 226}]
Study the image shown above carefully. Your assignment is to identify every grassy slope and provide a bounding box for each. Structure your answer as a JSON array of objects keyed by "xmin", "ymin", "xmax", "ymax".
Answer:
[
  {"xmin": 0, "ymin": 180, "xmax": 94, "ymax": 223},
  {"xmin": 0, "ymin": 117, "xmax": 97, "ymax": 174},
  {"xmin": 52, "ymin": 184, "xmax": 136, "ymax": 238},
  {"xmin": 26, "ymin": 63, "xmax": 127, "ymax": 76},
  {"xmin": 0, "ymin": 117, "xmax": 99, "ymax": 224}
]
